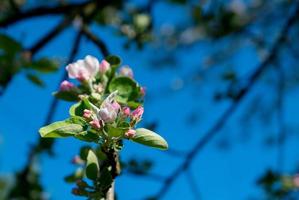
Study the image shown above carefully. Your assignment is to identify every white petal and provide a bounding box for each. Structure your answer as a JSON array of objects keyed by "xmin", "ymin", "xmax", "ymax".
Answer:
[
  {"xmin": 66, "ymin": 63, "xmax": 79, "ymax": 79},
  {"xmin": 84, "ymin": 55, "xmax": 99, "ymax": 76}
]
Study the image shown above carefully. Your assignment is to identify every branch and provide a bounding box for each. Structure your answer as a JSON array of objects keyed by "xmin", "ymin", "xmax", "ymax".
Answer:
[
  {"xmin": 153, "ymin": 3, "xmax": 299, "ymax": 199},
  {"xmin": 27, "ymin": 16, "xmax": 74, "ymax": 56},
  {"xmin": 82, "ymin": 26, "xmax": 109, "ymax": 57},
  {"xmin": 0, "ymin": 0, "xmax": 91, "ymax": 27}
]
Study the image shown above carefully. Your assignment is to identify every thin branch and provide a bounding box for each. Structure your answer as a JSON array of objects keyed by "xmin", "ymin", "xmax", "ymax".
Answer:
[
  {"xmin": 27, "ymin": 16, "xmax": 74, "ymax": 56},
  {"xmin": 82, "ymin": 26, "xmax": 109, "ymax": 57},
  {"xmin": 0, "ymin": 0, "xmax": 92, "ymax": 27},
  {"xmin": 185, "ymin": 169, "xmax": 201, "ymax": 200},
  {"xmin": 153, "ymin": 3, "xmax": 299, "ymax": 199},
  {"xmin": 276, "ymin": 63, "xmax": 286, "ymax": 172}
]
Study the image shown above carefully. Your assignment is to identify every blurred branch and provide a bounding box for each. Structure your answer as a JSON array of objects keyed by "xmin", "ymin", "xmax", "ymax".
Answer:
[
  {"xmin": 82, "ymin": 26, "xmax": 109, "ymax": 57},
  {"xmin": 27, "ymin": 16, "xmax": 74, "ymax": 56},
  {"xmin": 276, "ymin": 62, "xmax": 286, "ymax": 172},
  {"xmin": 185, "ymin": 169, "xmax": 201, "ymax": 200},
  {"xmin": 153, "ymin": 3, "xmax": 299, "ymax": 199},
  {"xmin": 7, "ymin": 31, "xmax": 83, "ymax": 199},
  {"xmin": 0, "ymin": 0, "xmax": 92, "ymax": 27}
]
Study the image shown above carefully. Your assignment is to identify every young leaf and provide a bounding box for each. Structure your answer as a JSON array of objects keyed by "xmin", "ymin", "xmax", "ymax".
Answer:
[
  {"xmin": 26, "ymin": 73, "xmax": 45, "ymax": 87},
  {"xmin": 53, "ymin": 90, "xmax": 80, "ymax": 102},
  {"xmin": 30, "ymin": 58, "xmax": 59, "ymax": 73},
  {"xmin": 108, "ymin": 76, "xmax": 139, "ymax": 102},
  {"xmin": 131, "ymin": 128, "xmax": 168, "ymax": 150},
  {"xmin": 39, "ymin": 120, "xmax": 84, "ymax": 138},
  {"xmin": 86, "ymin": 150, "xmax": 99, "ymax": 181},
  {"xmin": 105, "ymin": 55, "xmax": 121, "ymax": 68}
]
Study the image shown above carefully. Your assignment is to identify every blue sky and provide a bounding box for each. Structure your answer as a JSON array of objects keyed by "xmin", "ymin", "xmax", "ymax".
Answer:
[{"xmin": 1, "ymin": 1, "xmax": 299, "ymax": 200}]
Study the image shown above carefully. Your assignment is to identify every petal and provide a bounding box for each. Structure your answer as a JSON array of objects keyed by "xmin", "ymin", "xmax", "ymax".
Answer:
[
  {"xmin": 84, "ymin": 55, "xmax": 99, "ymax": 76},
  {"xmin": 66, "ymin": 63, "xmax": 79, "ymax": 79}
]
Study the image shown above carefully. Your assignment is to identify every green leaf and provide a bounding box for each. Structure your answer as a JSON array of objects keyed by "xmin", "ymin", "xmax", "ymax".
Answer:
[
  {"xmin": 26, "ymin": 73, "xmax": 44, "ymax": 87},
  {"xmin": 39, "ymin": 120, "xmax": 84, "ymax": 138},
  {"xmin": 108, "ymin": 76, "xmax": 139, "ymax": 102},
  {"xmin": 75, "ymin": 131, "xmax": 99, "ymax": 143},
  {"xmin": 105, "ymin": 55, "xmax": 121, "ymax": 68},
  {"xmin": 86, "ymin": 150, "xmax": 99, "ymax": 181},
  {"xmin": 69, "ymin": 100, "xmax": 92, "ymax": 117},
  {"xmin": 131, "ymin": 128, "xmax": 168, "ymax": 150},
  {"xmin": 30, "ymin": 58, "xmax": 59, "ymax": 73},
  {"xmin": 0, "ymin": 34, "xmax": 22, "ymax": 58},
  {"xmin": 106, "ymin": 125, "xmax": 128, "ymax": 137},
  {"xmin": 98, "ymin": 167, "xmax": 113, "ymax": 190},
  {"xmin": 53, "ymin": 90, "xmax": 80, "ymax": 102},
  {"xmin": 64, "ymin": 168, "xmax": 84, "ymax": 183}
]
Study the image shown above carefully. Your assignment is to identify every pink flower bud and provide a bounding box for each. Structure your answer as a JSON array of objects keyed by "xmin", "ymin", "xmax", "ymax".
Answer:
[
  {"xmin": 119, "ymin": 66, "xmax": 134, "ymax": 78},
  {"xmin": 122, "ymin": 107, "xmax": 131, "ymax": 116},
  {"xmin": 89, "ymin": 119, "xmax": 101, "ymax": 129},
  {"xmin": 83, "ymin": 109, "xmax": 92, "ymax": 119},
  {"xmin": 111, "ymin": 101, "xmax": 120, "ymax": 111},
  {"xmin": 293, "ymin": 174, "xmax": 299, "ymax": 187},
  {"xmin": 60, "ymin": 80, "xmax": 74, "ymax": 91},
  {"xmin": 140, "ymin": 87, "xmax": 146, "ymax": 96},
  {"xmin": 99, "ymin": 59, "xmax": 110, "ymax": 74},
  {"xmin": 125, "ymin": 129, "xmax": 136, "ymax": 138},
  {"xmin": 71, "ymin": 155, "xmax": 84, "ymax": 165},
  {"xmin": 132, "ymin": 106, "xmax": 144, "ymax": 120}
]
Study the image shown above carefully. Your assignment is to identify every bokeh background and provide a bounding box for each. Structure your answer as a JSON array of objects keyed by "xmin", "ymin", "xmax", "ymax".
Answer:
[{"xmin": 1, "ymin": 0, "xmax": 299, "ymax": 199}]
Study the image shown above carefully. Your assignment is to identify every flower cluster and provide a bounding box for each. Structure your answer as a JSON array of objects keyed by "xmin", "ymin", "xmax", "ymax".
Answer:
[{"xmin": 54, "ymin": 55, "xmax": 147, "ymax": 144}]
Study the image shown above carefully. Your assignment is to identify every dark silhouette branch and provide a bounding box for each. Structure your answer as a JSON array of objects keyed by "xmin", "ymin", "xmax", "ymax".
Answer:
[
  {"xmin": 185, "ymin": 169, "xmax": 201, "ymax": 200},
  {"xmin": 0, "ymin": 0, "xmax": 92, "ymax": 27},
  {"xmin": 27, "ymin": 16, "xmax": 74, "ymax": 56},
  {"xmin": 82, "ymin": 26, "xmax": 109, "ymax": 57},
  {"xmin": 153, "ymin": 3, "xmax": 299, "ymax": 199}
]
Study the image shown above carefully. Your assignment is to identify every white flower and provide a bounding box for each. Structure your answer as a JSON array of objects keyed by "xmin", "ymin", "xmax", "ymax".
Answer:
[
  {"xmin": 98, "ymin": 91, "xmax": 120, "ymax": 123},
  {"xmin": 66, "ymin": 55, "xmax": 99, "ymax": 81},
  {"xmin": 119, "ymin": 66, "xmax": 134, "ymax": 78}
]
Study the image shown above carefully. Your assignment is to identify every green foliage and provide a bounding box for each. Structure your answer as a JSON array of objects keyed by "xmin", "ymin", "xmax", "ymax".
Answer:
[
  {"xmin": 131, "ymin": 128, "xmax": 168, "ymax": 150},
  {"xmin": 85, "ymin": 150, "xmax": 99, "ymax": 181},
  {"xmin": 39, "ymin": 119, "xmax": 85, "ymax": 138},
  {"xmin": 108, "ymin": 76, "xmax": 139, "ymax": 103}
]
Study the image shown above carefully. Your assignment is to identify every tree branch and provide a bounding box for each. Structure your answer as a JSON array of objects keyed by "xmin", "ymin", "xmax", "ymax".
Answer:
[
  {"xmin": 0, "ymin": 0, "xmax": 92, "ymax": 27},
  {"xmin": 82, "ymin": 26, "xmax": 109, "ymax": 57},
  {"xmin": 153, "ymin": 3, "xmax": 299, "ymax": 199}
]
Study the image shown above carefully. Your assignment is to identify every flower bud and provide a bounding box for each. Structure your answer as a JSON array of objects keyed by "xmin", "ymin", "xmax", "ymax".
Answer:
[
  {"xmin": 140, "ymin": 87, "xmax": 146, "ymax": 96},
  {"xmin": 83, "ymin": 109, "xmax": 92, "ymax": 119},
  {"xmin": 60, "ymin": 80, "xmax": 74, "ymax": 91},
  {"xmin": 122, "ymin": 107, "xmax": 131, "ymax": 116},
  {"xmin": 119, "ymin": 66, "xmax": 134, "ymax": 78},
  {"xmin": 125, "ymin": 129, "xmax": 136, "ymax": 138},
  {"xmin": 89, "ymin": 119, "xmax": 101, "ymax": 129},
  {"xmin": 132, "ymin": 106, "xmax": 144, "ymax": 120},
  {"xmin": 293, "ymin": 174, "xmax": 299, "ymax": 188},
  {"xmin": 71, "ymin": 155, "xmax": 84, "ymax": 165},
  {"xmin": 99, "ymin": 59, "xmax": 110, "ymax": 74},
  {"xmin": 76, "ymin": 180, "xmax": 88, "ymax": 188}
]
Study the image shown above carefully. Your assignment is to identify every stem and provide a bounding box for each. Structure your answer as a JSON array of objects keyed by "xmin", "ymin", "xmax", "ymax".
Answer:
[{"xmin": 105, "ymin": 181, "xmax": 115, "ymax": 200}]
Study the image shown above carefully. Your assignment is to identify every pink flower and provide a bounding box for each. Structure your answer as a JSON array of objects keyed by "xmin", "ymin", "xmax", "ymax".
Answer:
[
  {"xmin": 122, "ymin": 107, "xmax": 131, "ymax": 116},
  {"xmin": 132, "ymin": 106, "xmax": 144, "ymax": 120},
  {"xmin": 71, "ymin": 155, "xmax": 84, "ymax": 164},
  {"xmin": 66, "ymin": 55, "xmax": 99, "ymax": 81},
  {"xmin": 89, "ymin": 119, "xmax": 101, "ymax": 129},
  {"xmin": 83, "ymin": 109, "xmax": 92, "ymax": 119},
  {"xmin": 125, "ymin": 129, "xmax": 136, "ymax": 138},
  {"xmin": 293, "ymin": 174, "xmax": 299, "ymax": 187},
  {"xmin": 99, "ymin": 59, "xmax": 110, "ymax": 74},
  {"xmin": 140, "ymin": 87, "xmax": 146, "ymax": 96},
  {"xmin": 60, "ymin": 80, "xmax": 74, "ymax": 91},
  {"xmin": 119, "ymin": 66, "xmax": 134, "ymax": 78},
  {"xmin": 111, "ymin": 101, "xmax": 120, "ymax": 110}
]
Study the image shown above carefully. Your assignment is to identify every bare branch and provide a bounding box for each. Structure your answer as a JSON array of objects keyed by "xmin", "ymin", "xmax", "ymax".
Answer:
[{"xmin": 153, "ymin": 3, "xmax": 299, "ymax": 199}]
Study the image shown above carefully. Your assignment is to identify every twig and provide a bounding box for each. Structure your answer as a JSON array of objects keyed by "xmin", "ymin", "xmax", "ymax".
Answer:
[
  {"xmin": 82, "ymin": 26, "xmax": 109, "ymax": 57},
  {"xmin": 153, "ymin": 3, "xmax": 299, "ymax": 199},
  {"xmin": 185, "ymin": 169, "xmax": 201, "ymax": 200},
  {"xmin": 0, "ymin": 0, "xmax": 92, "ymax": 27}
]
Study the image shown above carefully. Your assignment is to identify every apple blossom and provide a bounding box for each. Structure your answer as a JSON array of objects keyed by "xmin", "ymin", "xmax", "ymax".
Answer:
[
  {"xmin": 122, "ymin": 107, "xmax": 131, "ymax": 116},
  {"xmin": 66, "ymin": 55, "xmax": 99, "ymax": 81},
  {"xmin": 125, "ymin": 129, "xmax": 136, "ymax": 138},
  {"xmin": 60, "ymin": 80, "xmax": 74, "ymax": 91},
  {"xmin": 99, "ymin": 59, "xmax": 110, "ymax": 74},
  {"xmin": 132, "ymin": 106, "xmax": 144, "ymax": 120},
  {"xmin": 119, "ymin": 66, "xmax": 134, "ymax": 78},
  {"xmin": 83, "ymin": 109, "xmax": 92, "ymax": 119},
  {"xmin": 89, "ymin": 119, "xmax": 101, "ymax": 129}
]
